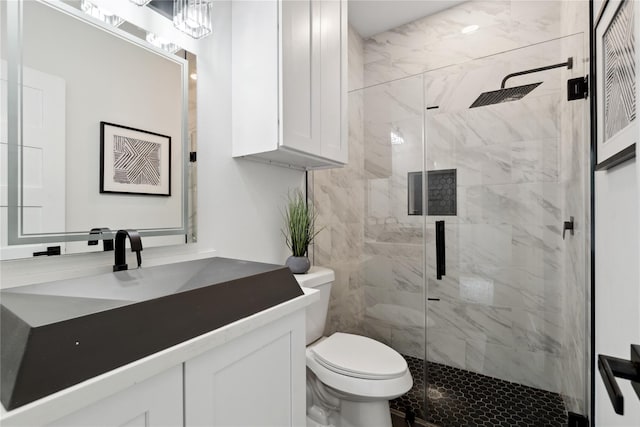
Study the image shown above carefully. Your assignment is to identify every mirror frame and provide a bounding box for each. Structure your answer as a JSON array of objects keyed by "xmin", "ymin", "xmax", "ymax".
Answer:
[{"xmin": 5, "ymin": 0, "xmax": 190, "ymax": 245}]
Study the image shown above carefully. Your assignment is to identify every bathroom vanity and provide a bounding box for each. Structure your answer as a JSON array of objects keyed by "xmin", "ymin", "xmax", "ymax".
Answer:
[{"xmin": 0, "ymin": 257, "xmax": 318, "ymax": 426}]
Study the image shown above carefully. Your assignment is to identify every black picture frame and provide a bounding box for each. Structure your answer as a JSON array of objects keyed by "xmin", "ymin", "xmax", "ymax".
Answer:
[
  {"xmin": 594, "ymin": 0, "xmax": 638, "ymax": 169},
  {"xmin": 100, "ymin": 121, "xmax": 171, "ymax": 196}
]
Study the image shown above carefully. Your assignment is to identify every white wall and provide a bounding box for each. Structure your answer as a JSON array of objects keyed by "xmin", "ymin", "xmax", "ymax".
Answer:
[
  {"xmin": 593, "ymin": 0, "xmax": 640, "ymax": 425},
  {"xmin": 594, "ymin": 160, "xmax": 640, "ymax": 425},
  {"xmin": 195, "ymin": 0, "xmax": 304, "ymax": 263},
  {"xmin": 0, "ymin": 0, "xmax": 304, "ymax": 288}
]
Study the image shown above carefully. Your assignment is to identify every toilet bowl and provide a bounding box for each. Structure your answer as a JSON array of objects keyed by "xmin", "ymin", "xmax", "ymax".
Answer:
[{"xmin": 295, "ymin": 267, "xmax": 413, "ymax": 427}]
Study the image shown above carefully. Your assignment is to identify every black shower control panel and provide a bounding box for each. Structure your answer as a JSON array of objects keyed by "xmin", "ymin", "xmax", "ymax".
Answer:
[{"xmin": 568, "ymin": 76, "xmax": 589, "ymax": 101}]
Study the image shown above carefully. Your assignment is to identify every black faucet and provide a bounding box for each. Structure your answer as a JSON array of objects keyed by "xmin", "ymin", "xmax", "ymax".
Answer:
[
  {"xmin": 88, "ymin": 227, "xmax": 114, "ymax": 251},
  {"xmin": 113, "ymin": 230, "xmax": 143, "ymax": 272}
]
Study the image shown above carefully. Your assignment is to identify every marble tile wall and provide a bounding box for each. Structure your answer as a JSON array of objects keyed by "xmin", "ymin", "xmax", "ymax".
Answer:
[
  {"xmin": 311, "ymin": 0, "xmax": 590, "ymax": 411},
  {"xmin": 309, "ymin": 26, "xmax": 366, "ymax": 336},
  {"xmin": 363, "ymin": 51, "xmax": 569, "ymax": 393},
  {"xmin": 357, "ymin": 34, "xmax": 591, "ymax": 397},
  {"xmin": 557, "ymin": 1, "xmax": 591, "ymax": 413},
  {"xmin": 361, "ymin": 74, "xmax": 426, "ymax": 358},
  {"xmin": 361, "ymin": 1, "xmax": 566, "ymax": 91}
]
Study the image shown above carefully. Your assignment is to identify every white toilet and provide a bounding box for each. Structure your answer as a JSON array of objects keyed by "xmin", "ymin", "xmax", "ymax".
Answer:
[{"xmin": 295, "ymin": 267, "xmax": 413, "ymax": 427}]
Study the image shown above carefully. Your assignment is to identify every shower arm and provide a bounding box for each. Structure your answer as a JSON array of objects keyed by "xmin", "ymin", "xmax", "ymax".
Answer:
[{"xmin": 500, "ymin": 57, "xmax": 573, "ymax": 88}]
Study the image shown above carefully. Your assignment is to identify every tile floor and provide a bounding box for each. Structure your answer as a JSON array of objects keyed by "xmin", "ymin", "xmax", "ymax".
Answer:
[
  {"xmin": 391, "ymin": 408, "xmax": 435, "ymax": 427},
  {"xmin": 390, "ymin": 356, "xmax": 568, "ymax": 427}
]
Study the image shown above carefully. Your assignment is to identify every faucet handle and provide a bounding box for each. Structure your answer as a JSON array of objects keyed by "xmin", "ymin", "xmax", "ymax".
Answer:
[
  {"xmin": 125, "ymin": 229, "xmax": 143, "ymax": 252},
  {"xmin": 113, "ymin": 229, "xmax": 143, "ymax": 272},
  {"xmin": 124, "ymin": 229, "xmax": 143, "ymax": 268},
  {"xmin": 88, "ymin": 227, "xmax": 114, "ymax": 251}
]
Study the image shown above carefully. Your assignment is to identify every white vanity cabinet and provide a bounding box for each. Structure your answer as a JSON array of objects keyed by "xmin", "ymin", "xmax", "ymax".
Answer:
[
  {"xmin": 184, "ymin": 311, "xmax": 307, "ymax": 426},
  {"xmin": 47, "ymin": 366, "xmax": 183, "ymax": 427},
  {"xmin": 1, "ymin": 294, "xmax": 315, "ymax": 427},
  {"xmin": 41, "ymin": 313, "xmax": 306, "ymax": 427},
  {"xmin": 231, "ymin": 0, "xmax": 348, "ymax": 170}
]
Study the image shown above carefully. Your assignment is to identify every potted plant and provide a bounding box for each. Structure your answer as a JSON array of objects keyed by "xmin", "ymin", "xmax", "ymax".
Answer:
[{"xmin": 282, "ymin": 189, "xmax": 321, "ymax": 274}]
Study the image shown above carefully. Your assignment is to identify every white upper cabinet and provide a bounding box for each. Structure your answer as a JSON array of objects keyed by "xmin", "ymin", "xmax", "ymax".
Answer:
[{"xmin": 231, "ymin": 0, "xmax": 348, "ymax": 170}]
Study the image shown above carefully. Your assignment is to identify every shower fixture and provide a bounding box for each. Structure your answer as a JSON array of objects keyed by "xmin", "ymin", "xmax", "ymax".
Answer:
[{"xmin": 470, "ymin": 57, "xmax": 574, "ymax": 108}]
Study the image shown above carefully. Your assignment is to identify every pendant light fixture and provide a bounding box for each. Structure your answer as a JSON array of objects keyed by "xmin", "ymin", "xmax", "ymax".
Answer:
[
  {"xmin": 146, "ymin": 31, "xmax": 180, "ymax": 54},
  {"xmin": 80, "ymin": 0, "xmax": 124, "ymax": 27},
  {"xmin": 173, "ymin": 0, "xmax": 213, "ymax": 39}
]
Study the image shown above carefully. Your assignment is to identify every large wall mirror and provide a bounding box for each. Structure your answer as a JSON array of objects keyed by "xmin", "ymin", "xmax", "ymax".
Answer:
[{"xmin": 1, "ymin": 0, "xmax": 197, "ymax": 259}]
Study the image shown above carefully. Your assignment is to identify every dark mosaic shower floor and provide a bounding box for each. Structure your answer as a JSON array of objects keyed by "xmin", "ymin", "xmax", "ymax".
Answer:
[{"xmin": 390, "ymin": 356, "xmax": 567, "ymax": 427}]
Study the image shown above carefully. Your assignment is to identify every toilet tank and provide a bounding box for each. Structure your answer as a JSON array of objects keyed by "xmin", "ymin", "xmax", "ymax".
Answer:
[{"xmin": 294, "ymin": 267, "xmax": 334, "ymax": 345}]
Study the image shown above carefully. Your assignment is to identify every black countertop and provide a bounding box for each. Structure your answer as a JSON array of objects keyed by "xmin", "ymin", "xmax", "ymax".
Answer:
[{"xmin": 1, "ymin": 257, "xmax": 303, "ymax": 410}]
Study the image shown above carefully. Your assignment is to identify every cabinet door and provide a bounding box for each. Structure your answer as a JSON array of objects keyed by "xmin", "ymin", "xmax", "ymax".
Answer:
[
  {"xmin": 184, "ymin": 312, "xmax": 306, "ymax": 427},
  {"xmin": 47, "ymin": 366, "xmax": 182, "ymax": 427},
  {"xmin": 319, "ymin": 0, "xmax": 348, "ymax": 164},
  {"xmin": 231, "ymin": 0, "xmax": 279, "ymax": 158},
  {"xmin": 282, "ymin": 0, "xmax": 321, "ymax": 156}
]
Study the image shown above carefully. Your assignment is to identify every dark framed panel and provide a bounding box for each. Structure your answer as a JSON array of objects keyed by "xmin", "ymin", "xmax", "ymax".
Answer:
[
  {"xmin": 100, "ymin": 121, "xmax": 172, "ymax": 196},
  {"xmin": 594, "ymin": 0, "xmax": 637, "ymax": 167},
  {"xmin": 408, "ymin": 171, "xmax": 423, "ymax": 215},
  {"xmin": 408, "ymin": 169, "xmax": 457, "ymax": 216}
]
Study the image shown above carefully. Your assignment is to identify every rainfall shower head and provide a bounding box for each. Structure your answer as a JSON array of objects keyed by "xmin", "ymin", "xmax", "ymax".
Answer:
[
  {"xmin": 469, "ymin": 57, "xmax": 573, "ymax": 108},
  {"xmin": 470, "ymin": 82, "xmax": 542, "ymax": 108}
]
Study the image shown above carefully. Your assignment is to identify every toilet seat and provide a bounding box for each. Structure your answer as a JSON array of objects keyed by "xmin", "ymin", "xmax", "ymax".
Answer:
[
  {"xmin": 310, "ymin": 333, "xmax": 407, "ymax": 380},
  {"xmin": 306, "ymin": 333, "xmax": 413, "ymax": 399}
]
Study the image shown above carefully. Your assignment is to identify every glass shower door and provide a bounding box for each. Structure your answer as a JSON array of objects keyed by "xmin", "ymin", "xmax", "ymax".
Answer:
[
  {"xmin": 358, "ymin": 74, "xmax": 428, "ymax": 419},
  {"xmin": 423, "ymin": 34, "xmax": 589, "ymax": 426}
]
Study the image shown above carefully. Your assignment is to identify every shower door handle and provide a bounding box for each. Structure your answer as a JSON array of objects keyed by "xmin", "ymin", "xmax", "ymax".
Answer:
[{"xmin": 436, "ymin": 221, "xmax": 445, "ymax": 280}]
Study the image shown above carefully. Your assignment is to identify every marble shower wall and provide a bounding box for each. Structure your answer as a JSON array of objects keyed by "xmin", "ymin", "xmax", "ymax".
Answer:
[
  {"xmin": 361, "ymin": 74, "xmax": 426, "ymax": 357},
  {"xmin": 311, "ymin": 0, "xmax": 590, "ymax": 412},
  {"xmin": 356, "ymin": 36, "xmax": 575, "ymax": 395},
  {"xmin": 420, "ymin": 42, "xmax": 569, "ymax": 394},
  {"xmin": 362, "ymin": 0, "xmax": 566, "ymax": 91},
  {"xmin": 309, "ymin": 26, "xmax": 367, "ymax": 336},
  {"xmin": 558, "ymin": 1, "xmax": 591, "ymax": 415}
]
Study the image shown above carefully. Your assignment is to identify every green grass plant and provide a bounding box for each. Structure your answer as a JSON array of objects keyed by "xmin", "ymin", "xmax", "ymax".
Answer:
[{"xmin": 282, "ymin": 189, "xmax": 322, "ymax": 257}]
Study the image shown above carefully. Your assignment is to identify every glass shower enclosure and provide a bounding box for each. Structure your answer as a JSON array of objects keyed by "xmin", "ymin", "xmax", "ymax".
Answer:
[{"xmin": 358, "ymin": 35, "xmax": 589, "ymax": 426}]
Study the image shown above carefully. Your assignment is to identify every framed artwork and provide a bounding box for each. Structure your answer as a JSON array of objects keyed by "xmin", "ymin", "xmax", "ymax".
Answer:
[
  {"xmin": 595, "ymin": 0, "xmax": 637, "ymax": 168},
  {"xmin": 100, "ymin": 122, "xmax": 171, "ymax": 196}
]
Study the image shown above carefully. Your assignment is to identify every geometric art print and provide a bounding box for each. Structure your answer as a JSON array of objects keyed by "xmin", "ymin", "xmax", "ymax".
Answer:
[
  {"xmin": 113, "ymin": 135, "xmax": 161, "ymax": 186},
  {"xmin": 100, "ymin": 121, "xmax": 171, "ymax": 196},
  {"xmin": 603, "ymin": 0, "xmax": 636, "ymax": 140}
]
